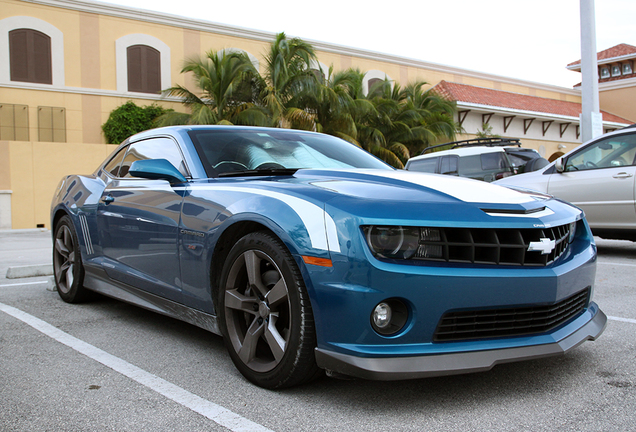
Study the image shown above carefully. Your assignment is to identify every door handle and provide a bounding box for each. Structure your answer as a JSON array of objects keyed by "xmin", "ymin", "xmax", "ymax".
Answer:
[
  {"xmin": 102, "ymin": 194, "xmax": 115, "ymax": 204},
  {"xmin": 613, "ymin": 172, "xmax": 634, "ymax": 179}
]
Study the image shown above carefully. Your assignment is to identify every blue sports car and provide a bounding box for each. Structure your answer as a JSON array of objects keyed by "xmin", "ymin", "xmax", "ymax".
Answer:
[{"xmin": 51, "ymin": 126, "xmax": 606, "ymax": 389}]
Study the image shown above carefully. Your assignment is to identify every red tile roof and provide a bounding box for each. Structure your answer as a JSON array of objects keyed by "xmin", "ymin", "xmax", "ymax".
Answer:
[
  {"xmin": 432, "ymin": 81, "xmax": 631, "ymax": 124},
  {"xmin": 568, "ymin": 43, "xmax": 636, "ymax": 68}
]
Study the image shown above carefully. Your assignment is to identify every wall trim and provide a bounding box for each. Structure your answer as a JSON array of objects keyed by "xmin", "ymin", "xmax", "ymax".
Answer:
[{"xmin": 0, "ymin": 81, "xmax": 181, "ymax": 102}]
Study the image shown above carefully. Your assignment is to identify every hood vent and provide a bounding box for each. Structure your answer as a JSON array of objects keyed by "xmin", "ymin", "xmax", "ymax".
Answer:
[{"xmin": 481, "ymin": 206, "xmax": 553, "ymax": 218}]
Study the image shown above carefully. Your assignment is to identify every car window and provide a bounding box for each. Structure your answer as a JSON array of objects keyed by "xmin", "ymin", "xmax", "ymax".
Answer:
[
  {"xmin": 407, "ymin": 157, "xmax": 438, "ymax": 173},
  {"xmin": 506, "ymin": 151, "xmax": 537, "ymax": 167},
  {"xmin": 103, "ymin": 146, "xmax": 128, "ymax": 177},
  {"xmin": 440, "ymin": 155, "xmax": 458, "ymax": 175},
  {"xmin": 480, "ymin": 152, "xmax": 507, "ymax": 170},
  {"xmin": 188, "ymin": 130, "xmax": 391, "ymax": 176},
  {"xmin": 457, "ymin": 153, "xmax": 510, "ymax": 181},
  {"xmin": 565, "ymin": 133, "xmax": 636, "ymax": 172},
  {"xmin": 120, "ymin": 137, "xmax": 189, "ymax": 178}
]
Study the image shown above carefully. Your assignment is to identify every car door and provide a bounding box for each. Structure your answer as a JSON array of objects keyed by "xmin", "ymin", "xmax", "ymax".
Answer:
[
  {"xmin": 547, "ymin": 132, "xmax": 636, "ymax": 229},
  {"xmin": 96, "ymin": 137, "xmax": 190, "ymax": 302}
]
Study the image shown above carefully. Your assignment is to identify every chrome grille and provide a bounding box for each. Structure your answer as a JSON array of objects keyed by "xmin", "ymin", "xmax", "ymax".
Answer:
[
  {"xmin": 415, "ymin": 223, "xmax": 573, "ymax": 266},
  {"xmin": 434, "ymin": 288, "xmax": 589, "ymax": 342}
]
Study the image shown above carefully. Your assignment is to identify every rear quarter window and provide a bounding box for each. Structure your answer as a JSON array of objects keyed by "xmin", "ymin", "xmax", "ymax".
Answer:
[{"xmin": 407, "ymin": 157, "xmax": 438, "ymax": 173}]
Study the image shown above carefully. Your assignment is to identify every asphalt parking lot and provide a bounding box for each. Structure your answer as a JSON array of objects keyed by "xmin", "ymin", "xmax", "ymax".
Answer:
[{"xmin": 1, "ymin": 229, "xmax": 635, "ymax": 432}]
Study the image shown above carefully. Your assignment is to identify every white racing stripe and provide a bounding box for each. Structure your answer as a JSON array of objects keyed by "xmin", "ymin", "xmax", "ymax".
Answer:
[
  {"xmin": 372, "ymin": 170, "xmax": 536, "ymax": 204},
  {"xmin": 0, "ymin": 302, "xmax": 273, "ymax": 432},
  {"xmin": 191, "ymin": 185, "xmax": 341, "ymax": 253}
]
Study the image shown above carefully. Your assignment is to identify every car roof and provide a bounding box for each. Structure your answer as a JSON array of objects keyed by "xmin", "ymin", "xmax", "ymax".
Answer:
[{"xmin": 408, "ymin": 146, "xmax": 506, "ymax": 161}]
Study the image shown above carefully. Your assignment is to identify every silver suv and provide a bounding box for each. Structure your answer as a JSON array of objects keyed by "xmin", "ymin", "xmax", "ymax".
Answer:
[{"xmin": 405, "ymin": 138, "xmax": 547, "ymax": 182}]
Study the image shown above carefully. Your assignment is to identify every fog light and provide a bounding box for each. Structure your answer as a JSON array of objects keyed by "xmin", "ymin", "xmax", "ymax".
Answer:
[
  {"xmin": 372, "ymin": 302, "xmax": 392, "ymax": 329},
  {"xmin": 370, "ymin": 299, "xmax": 409, "ymax": 336}
]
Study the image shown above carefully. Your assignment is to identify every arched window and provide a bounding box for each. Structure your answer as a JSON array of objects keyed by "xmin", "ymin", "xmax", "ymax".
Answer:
[
  {"xmin": 309, "ymin": 60, "xmax": 327, "ymax": 84},
  {"xmin": 367, "ymin": 78, "xmax": 383, "ymax": 92},
  {"xmin": 127, "ymin": 45, "xmax": 160, "ymax": 94},
  {"xmin": 363, "ymin": 70, "xmax": 392, "ymax": 96},
  {"xmin": 0, "ymin": 16, "xmax": 64, "ymax": 87},
  {"xmin": 116, "ymin": 34, "xmax": 171, "ymax": 95},
  {"xmin": 9, "ymin": 28, "xmax": 51, "ymax": 84},
  {"xmin": 218, "ymin": 48, "xmax": 260, "ymax": 70}
]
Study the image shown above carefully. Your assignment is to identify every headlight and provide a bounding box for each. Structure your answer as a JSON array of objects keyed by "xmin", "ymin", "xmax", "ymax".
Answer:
[
  {"xmin": 363, "ymin": 225, "xmax": 446, "ymax": 260},
  {"xmin": 364, "ymin": 226, "xmax": 420, "ymax": 259}
]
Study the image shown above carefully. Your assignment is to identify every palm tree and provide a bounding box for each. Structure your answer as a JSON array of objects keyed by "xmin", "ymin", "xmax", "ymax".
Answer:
[
  {"xmin": 351, "ymin": 76, "xmax": 412, "ymax": 168},
  {"xmin": 260, "ymin": 32, "xmax": 319, "ymax": 128},
  {"xmin": 398, "ymin": 81, "xmax": 458, "ymax": 156},
  {"xmin": 351, "ymin": 78, "xmax": 458, "ymax": 168},
  {"xmin": 289, "ymin": 66, "xmax": 359, "ymax": 141},
  {"xmin": 157, "ymin": 50, "xmax": 268, "ymax": 126}
]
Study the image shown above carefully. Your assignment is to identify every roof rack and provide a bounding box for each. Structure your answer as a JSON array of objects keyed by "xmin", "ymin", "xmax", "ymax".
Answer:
[{"xmin": 420, "ymin": 137, "xmax": 522, "ymax": 155}]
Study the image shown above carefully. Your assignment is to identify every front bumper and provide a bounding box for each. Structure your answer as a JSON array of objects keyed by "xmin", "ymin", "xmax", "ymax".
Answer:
[{"xmin": 315, "ymin": 307, "xmax": 607, "ymax": 381}]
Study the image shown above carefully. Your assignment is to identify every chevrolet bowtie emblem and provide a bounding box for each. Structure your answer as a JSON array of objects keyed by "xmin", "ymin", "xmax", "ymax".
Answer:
[{"xmin": 527, "ymin": 238, "xmax": 556, "ymax": 255}]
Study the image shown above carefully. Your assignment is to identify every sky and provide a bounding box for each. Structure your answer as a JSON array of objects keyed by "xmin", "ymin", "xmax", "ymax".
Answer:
[{"xmin": 103, "ymin": 0, "xmax": 636, "ymax": 89}]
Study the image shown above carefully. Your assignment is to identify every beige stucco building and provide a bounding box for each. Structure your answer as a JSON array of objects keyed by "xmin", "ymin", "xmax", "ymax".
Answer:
[{"xmin": 0, "ymin": 0, "xmax": 633, "ymax": 229}]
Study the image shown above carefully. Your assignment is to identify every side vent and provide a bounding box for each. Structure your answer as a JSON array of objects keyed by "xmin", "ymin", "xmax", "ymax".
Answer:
[{"xmin": 78, "ymin": 214, "xmax": 94, "ymax": 255}]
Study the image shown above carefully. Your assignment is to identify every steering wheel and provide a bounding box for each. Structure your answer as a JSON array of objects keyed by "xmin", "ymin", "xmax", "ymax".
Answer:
[
  {"xmin": 584, "ymin": 161, "xmax": 598, "ymax": 169},
  {"xmin": 213, "ymin": 161, "xmax": 248, "ymax": 174},
  {"xmin": 254, "ymin": 162, "xmax": 286, "ymax": 170}
]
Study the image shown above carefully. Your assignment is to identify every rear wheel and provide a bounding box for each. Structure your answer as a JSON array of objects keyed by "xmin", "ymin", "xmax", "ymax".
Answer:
[
  {"xmin": 53, "ymin": 215, "xmax": 90, "ymax": 303},
  {"xmin": 219, "ymin": 231, "xmax": 320, "ymax": 389}
]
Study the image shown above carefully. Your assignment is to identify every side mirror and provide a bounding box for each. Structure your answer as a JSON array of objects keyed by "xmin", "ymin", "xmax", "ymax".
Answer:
[
  {"xmin": 129, "ymin": 159, "xmax": 187, "ymax": 183},
  {"xmin": 555, "ymin": 157, "xmax": 565, "ymax": 173}
]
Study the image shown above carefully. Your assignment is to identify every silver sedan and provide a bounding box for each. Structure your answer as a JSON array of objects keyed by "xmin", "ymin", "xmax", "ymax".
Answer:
[{"xmin": 496, "ymin": 126, "xmax": 636, "ymax": 241}]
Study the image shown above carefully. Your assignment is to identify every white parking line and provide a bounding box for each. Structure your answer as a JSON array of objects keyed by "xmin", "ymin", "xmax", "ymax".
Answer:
[
  {"xmin": 0, "ymin": 302, "xmax": 273, "ymax": 432},
  {"xmin": 0, "ymin": 281, "xmax": 49, "ymax": 287},
  {"xmin": 597, "ymin": 261, "xmax": 636, "ymax": 268},
  {"xmin": 608, "ymin": 316, "xmax": 636, "ymax": 324}
]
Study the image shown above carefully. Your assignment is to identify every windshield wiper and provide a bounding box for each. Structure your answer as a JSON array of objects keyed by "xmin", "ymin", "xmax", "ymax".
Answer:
[{"xmin": 217, "ymin": 168, "xmax": 300, "ymax": 178}]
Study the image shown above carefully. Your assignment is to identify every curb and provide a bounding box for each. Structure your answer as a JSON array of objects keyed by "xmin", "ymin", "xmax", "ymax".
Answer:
[
  {"xmin": 0, "ymin": 228, "xmax": 50, "ymax": 234},
  {"xmin": 6, "ymin": 264, "xmax": 54, "ymax": 279}
]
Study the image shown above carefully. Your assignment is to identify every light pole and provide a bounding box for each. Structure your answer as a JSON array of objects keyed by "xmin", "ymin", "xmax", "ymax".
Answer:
[{"xmin": 579, "ymin": 0, "xmax": 602, "ymax": 143}]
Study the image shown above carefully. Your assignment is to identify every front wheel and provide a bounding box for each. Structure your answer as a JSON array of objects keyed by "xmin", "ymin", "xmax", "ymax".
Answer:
[
  {"xmin": 53, "ymin": 215, "xmax": 90, "ymax": 303},
  {"xmin": 218, "ymin": 231, "xmax": 321, "ymax": 389}
]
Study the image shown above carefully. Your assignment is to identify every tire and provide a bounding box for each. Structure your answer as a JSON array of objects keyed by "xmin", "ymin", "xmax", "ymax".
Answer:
[
  {"xmin": 218, "ymin": 231, "xmax": 321, "ymax": 389},
  {"xmin": 53, "ymin": 215, "xmax": 90, "ymax": 303}
]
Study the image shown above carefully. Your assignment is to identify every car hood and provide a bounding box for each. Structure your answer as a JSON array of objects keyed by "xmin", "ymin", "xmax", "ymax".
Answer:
[
  {"xmin": 293, "ymin": 169, "xmax": 541, "ymax": 205},
  {"xmin": 198, "ymin": 168, "xmax": 562, "ymax": 219}
]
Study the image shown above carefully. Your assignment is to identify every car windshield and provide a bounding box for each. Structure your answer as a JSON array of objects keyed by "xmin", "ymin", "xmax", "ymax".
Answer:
[{"xmin": 189, "ymin": 129, "xmax": 392, "ymax": 176}]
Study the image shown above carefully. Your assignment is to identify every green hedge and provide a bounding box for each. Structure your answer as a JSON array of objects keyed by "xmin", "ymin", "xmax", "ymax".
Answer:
[{"xmin": 102, "ymin": 101, "xmax": 168, "ymax": 144}]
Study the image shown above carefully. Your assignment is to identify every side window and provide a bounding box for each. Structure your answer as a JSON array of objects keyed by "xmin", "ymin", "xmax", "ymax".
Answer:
[
  {"xmin": 480, "ymin": 152, "xmax": 507, "ymax": 170},
  {"xmin": 121, "ymin": 138, "xmax": 189, "ymax": 178},
  {"xmin": 127, "ymin": 44, "xmax": 160, "ymax": 94},
  {"xmin": 103, "ymin": 146, "xmax": 129, "ymax": 177},
  {"xmin": 407, "ymin": 157, "xmax": 438, "ymax": 173},
  {"xmin": 440, "ymin": 156, "xmax": 458, "ymax": 175},
  {"xmin": 9, "ymin": 28, "xmax": 52, "ymax": 84},
  {"xmin": 457, "ymin": 155, "xmax": 483, "ymax": 178},
  {"xmin": 566, "ymin": 134, "xmax": 636, "ymax": 172}
]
